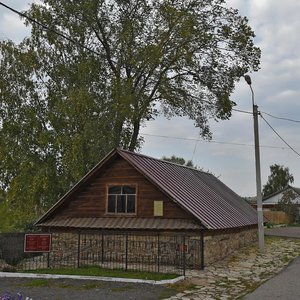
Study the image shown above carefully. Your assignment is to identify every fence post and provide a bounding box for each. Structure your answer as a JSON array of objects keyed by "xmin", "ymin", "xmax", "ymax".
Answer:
[
  {"xmin": 125, "ymin": 233, "xmax": 128, "ymax": 271},
  {"xmin": 182, "ymin": 235, "xmax": 186, "ymax": 276},
  {"xmin": 77, "ymin": 231, "xmax": 81, "ymax": 268},
  {"xmin": 47, "ymin": 229, "xmax": 51, "ymax": 268},
  {"xmin": 101, "ymin": 232, "xmax": 104, "ymax": 264},
  {"xmin": 200, "ymin": 231, "xmax": 204, "ymax": 270},
  {"xmin": 47, "ymin": 252, "xmax": 50, "ymax": 269},
  {"xmin": 157, "ymin": 233, "xmax": 160, "ymax": 273}
]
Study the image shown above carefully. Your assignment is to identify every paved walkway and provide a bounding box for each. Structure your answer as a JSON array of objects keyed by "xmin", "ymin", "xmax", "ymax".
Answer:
[
  {"xmin": 243, "ymin": 256, "xmax": 300, "ymax": 300},
  {"xmin": 164, "ymin": 228, "xmax": 300, "ymax": 300}
]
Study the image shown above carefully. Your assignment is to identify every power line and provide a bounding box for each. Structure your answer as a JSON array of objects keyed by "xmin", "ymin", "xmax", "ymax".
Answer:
[
  {"xmin": 140, "ymin": 132, "xmax": 288, "ymax": 150},
  {"xmin": 0, "ymin": 2, "xmax": 101, "ymax": 56},
  {"xmin": 260, "ymin": 114, "xmax": 300, "ymax": 157},
  {"xmin": 232, "ymin": 108, "xmax": 252, "ymax": 114},
  {"xmin": 261, "ymin": 111, "xmax": 300, "ymax": 123},
  {"xmin": 233, "ymin": 108, "xmax": 300, "ymax": 124}
]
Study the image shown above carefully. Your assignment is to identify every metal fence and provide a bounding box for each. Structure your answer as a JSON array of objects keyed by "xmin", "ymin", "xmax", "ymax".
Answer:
[{"xmin": 0, "ymin": 232, "xmax": 204, "ymax": 276}]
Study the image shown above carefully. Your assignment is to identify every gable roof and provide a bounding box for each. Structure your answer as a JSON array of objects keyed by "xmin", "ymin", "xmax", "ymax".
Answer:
[
  {"xmin": 35, "ymin": 148, "xmax": 258, "ymax": 230},
  {"xmin": 263, "ymin": 185, "xmax": 300, "ymax": 204}
]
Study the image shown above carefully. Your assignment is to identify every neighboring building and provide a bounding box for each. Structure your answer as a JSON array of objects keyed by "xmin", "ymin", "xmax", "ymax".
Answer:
[
  {"xmin": 263, "ymin": 186, "xmax": 300, "ymax": 211},
  {"xmin": 35, "ymin": 148, "xmax": 258, "ymax": 267},
  {"xmin": 262, "ymin": 186, "xmax": 300, "ymax": 224}
]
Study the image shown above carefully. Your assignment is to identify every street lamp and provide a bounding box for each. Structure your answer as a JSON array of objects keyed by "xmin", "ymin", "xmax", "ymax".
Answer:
[{"xmin": 244, "ymin": 74, "xmax": 265, "ymax": 252}]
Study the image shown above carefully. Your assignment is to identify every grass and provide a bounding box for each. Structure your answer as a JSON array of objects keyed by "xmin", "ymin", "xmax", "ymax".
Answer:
[
  {"xmin": 111, "ymin": 284, "xmax": 134, "ymax": 292},
  {"xmin": 24, "ymin": 279, "xmax": 51, "ymax": 288},
  {"xmin": 287, "ymin": 223, "xmax": 300, "ymax": 227},
  {"xmin": 157, "ymin": 281, "xmax": 198, "ymax": 300},
  {"xmin": 267, "ymin": 223, "xmax": 300, "ymax": 228},
  {"xmin": 81, "ymin": 282, "xmax": 103, "ymax": 290},
  {"xmin": 23, "ymin": 266, "xmax": 179, "ymax": 281},
  {"xmin": 22, "ymin": 279, "xmax": 104, "ymax": 290}
]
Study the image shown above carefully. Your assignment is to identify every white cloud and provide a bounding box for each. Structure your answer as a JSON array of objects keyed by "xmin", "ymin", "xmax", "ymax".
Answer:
[{"xmin": 0, "ymin": 1, "xmax": 32, "ymax": 42}]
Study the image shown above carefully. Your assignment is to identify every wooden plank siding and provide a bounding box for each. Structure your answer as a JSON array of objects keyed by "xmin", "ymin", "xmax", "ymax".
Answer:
[{"xmin": 55, "ymin": 156, "xmax": 194, "ymax": 220}]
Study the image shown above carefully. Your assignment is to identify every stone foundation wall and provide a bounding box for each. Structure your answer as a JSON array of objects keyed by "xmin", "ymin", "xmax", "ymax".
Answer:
[
  {"xmin": 46, "ymin": 227, "xmax": 257, "ymax": 269},
  {"xmin": 204, "ymin": 227, "xmax": 258, "ymax": 265},
  {"xmin": 49, "ymin": 232, "xmax": 201, "ymax": 268}
]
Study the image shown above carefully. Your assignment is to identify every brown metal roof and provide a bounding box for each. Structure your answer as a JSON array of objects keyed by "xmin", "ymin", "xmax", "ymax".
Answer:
[
  {"xmin": 36, "ymin": 148, "xmax": 258, "ymax": 230},
  {"xmin": 38, "ymin": 217, "xmax": 203, "ymax": 230},
  {"xmin": 118, "ymin": 149, "xmax": 258, "ymax": 230}
]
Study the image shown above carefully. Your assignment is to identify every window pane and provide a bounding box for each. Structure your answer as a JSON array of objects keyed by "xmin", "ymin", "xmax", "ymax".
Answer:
[
  {"xmin": 109, "ymin": 186, "xmax": 121, "ymax": 194},
  {"xmin": 127, "ymin": 195, "xmax": 135, "ymax": 213},
  {"xmin": 107, "ymin": 195, "xmax": 116, "ymax": 213},
  {"xmin": 117, "ymin": 195, "xmax": 126, "ymax": 213},
  {"xmin": 122, "ymin": 186, "xmax": 135, "ymax": 194}
]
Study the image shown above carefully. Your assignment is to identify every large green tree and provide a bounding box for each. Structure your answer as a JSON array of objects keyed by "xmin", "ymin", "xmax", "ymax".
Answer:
[
  {"xmin": 273, "ymin": 190, "xmax": 298, "ymax": 223},
  {"xmin": 0, "ymin": 0, "xmax": 260, "ymax": 229},
  {"xmin": 263, "ymin": 164, "xmax": 294, "ymax": 197}
]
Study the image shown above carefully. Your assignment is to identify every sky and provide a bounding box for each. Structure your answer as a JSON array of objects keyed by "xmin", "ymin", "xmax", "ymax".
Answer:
[{"xmin": 1, "ymin": 0, "xmax": 300, "ymax": 197}]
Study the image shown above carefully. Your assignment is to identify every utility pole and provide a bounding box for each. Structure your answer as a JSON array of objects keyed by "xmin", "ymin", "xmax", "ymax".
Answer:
[{"xmin": 244, "ymin": 75, "xmax": 265, "ymax": 252}]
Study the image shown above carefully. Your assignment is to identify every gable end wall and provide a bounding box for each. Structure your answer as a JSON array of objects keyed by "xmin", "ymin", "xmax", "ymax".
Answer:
[{"xmin": 54, "ymin": 156, "xmax": 193, "ymax": 220}]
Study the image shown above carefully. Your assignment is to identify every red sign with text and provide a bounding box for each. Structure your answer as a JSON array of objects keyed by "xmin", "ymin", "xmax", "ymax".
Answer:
[{"xmin": 24, "ymin": 234, "xmax": 52, "ymax": 252}]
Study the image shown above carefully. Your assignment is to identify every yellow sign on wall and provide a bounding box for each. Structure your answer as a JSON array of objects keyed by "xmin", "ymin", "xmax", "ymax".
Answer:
[{"xmin": 154, "ymin": 201, "xmax": 163, "ymax": 216}]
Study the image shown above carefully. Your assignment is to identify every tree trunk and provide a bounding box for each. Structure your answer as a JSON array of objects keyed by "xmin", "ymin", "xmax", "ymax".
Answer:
[{"xmin": 128, "ymin": 119, "xmax": 140, "ymax": 151}]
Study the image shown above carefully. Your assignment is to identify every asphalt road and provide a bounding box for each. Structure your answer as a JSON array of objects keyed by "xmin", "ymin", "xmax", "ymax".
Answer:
[
  {"xmin": 243, "ymin": 256, "xmax": 300, "ymax": 300},
  {"xmin": 243, "ymin": 227, "xmax": 300, "ymax": 300},
  {"xmin": 0, "ymin": 277, "xmax": 176, "ymax": 300},
  {"xmin": 265, "ymin": 226, "xmax": 300, "ymax": 238}
]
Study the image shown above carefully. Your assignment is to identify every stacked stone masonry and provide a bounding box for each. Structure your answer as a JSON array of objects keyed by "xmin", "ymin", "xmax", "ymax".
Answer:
[
  {"xmin": 204, "ymin": 227, "xmax": 258, "ymax": 264},
  {"xmin": 26, "ymin": 227, "xmax": 258, "ymax": 271}
]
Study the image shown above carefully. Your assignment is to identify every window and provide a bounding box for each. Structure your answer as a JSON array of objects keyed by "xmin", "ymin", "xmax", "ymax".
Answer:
[{"xmin": 107, "ymin": 185, "xmax": 136, "ymax": 214}]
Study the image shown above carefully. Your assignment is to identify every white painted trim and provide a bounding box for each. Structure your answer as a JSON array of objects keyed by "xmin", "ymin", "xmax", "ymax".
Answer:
[{"xmin": 0, "ymin": 272, "xmax": 184, "ymax": 285}]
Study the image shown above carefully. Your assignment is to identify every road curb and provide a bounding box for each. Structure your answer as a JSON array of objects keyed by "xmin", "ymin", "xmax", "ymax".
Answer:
[{"xmin": 0, "ymin": 271, "xmax": 184, "ymax": 285}]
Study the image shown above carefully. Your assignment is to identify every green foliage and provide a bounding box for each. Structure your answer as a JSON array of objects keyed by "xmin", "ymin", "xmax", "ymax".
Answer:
[
  {"xmin": 263, "ymin": 164, "xmax": 294, "ymax": 197},
  {"xmin": 162, "ymin": 155, "xmax": 194, "ymax": 167},
  {"xmin": 0, "ymin": 0, "xmax": 260, "ymax": 229},
  {"xmin": 273, "ymin": 190, "xmax": 299, "ymax": 222},
  {"xmin": 0, "ymin": 201, "xmax": 35, "ymax": 232},
  {"xmin": 26, "ymin": 266, "xmax": 178, "ymax": 280},
  {"xmin": 25, "ymin": 279, "xmax": 51, "ymax": 288},
  {"xmin": 0, "ymin": 202, "xmax": 14, "ymax": 232}
]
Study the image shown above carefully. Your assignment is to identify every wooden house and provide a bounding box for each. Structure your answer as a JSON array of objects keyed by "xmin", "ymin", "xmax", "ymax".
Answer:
[
  {"xmin": 35, "ymin": 148, "xmax": 258, "ymax": 267},
  {"xmin": 263, "ymin": 186, "xmax": 300, "ymax": 210},
  {"xmin": 262, "ymin": 186, "xmax": 300, "ymax": 224}
]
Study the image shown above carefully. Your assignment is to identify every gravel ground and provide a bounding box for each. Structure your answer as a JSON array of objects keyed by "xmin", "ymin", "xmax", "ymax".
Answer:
[{"xmin": 0, "ymin": 277, "xmax": 176, "ymax": 300}]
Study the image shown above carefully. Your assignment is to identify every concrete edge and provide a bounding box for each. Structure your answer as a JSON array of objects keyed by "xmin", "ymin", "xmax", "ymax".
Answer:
[{"xmin": 0, "ymin": 272, "xmax": 184, "ymax": 285}]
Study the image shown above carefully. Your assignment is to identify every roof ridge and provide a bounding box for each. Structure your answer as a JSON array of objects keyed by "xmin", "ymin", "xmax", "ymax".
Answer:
[{"xmin": 117, "ymin": 148, "xmax": 211, "ymax": 175}]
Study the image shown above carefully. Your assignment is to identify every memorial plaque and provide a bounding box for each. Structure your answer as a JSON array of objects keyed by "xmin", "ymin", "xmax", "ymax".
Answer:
[{"xmin": 24, "ymin": 234, "xmax": 51, "ymax": 252}]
